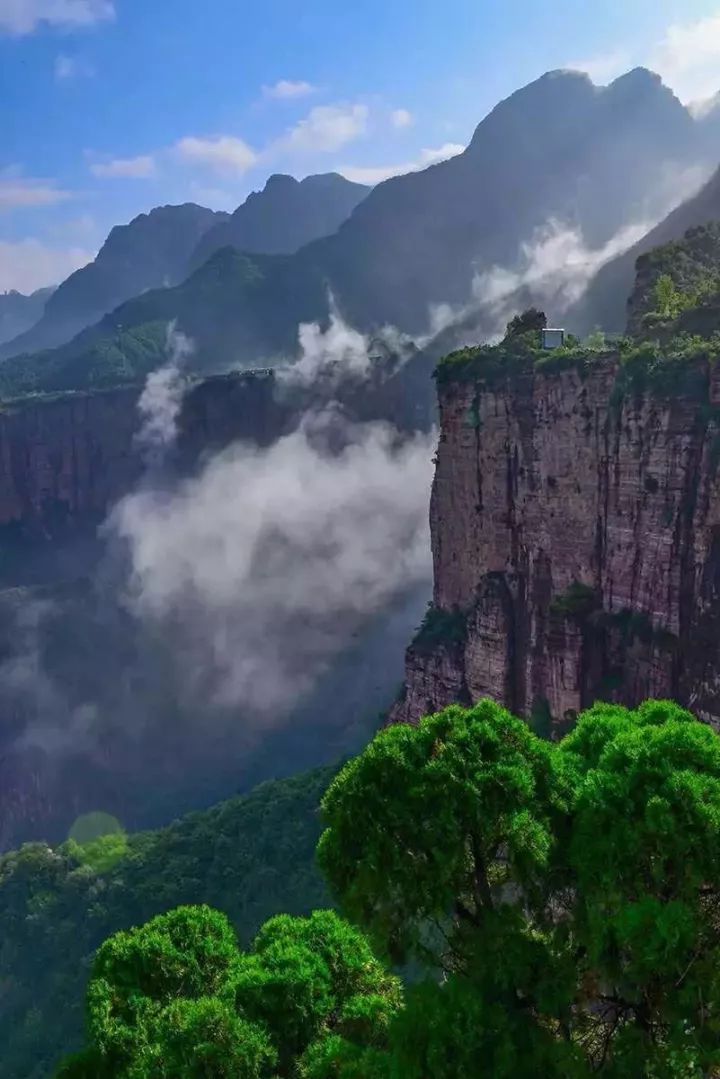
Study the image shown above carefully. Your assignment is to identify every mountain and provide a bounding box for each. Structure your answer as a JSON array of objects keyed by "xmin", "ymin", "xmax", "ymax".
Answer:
[
  {"xmin": 572, "ymin": 166, "xmax": 720, "ymax": 334},
  {"xmin": 0, "ymin": 204, "xmax": 226, "ymax": 360},
  {"xmin": 0, "ymin": 287, "xmax": 54, "ymax": 346},
  {"xmin": 8, "ymin": 67, "xmax": 711, "ymax": 394},
  {"xmin": 188, "ymin": 172, "xmax": 370, "ymax": 269}
]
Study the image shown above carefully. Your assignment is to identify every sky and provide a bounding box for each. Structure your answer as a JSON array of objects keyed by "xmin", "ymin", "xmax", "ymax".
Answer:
[{"xmin": 2, "ymin": 0, "xmax": 720, "ymax": 294}]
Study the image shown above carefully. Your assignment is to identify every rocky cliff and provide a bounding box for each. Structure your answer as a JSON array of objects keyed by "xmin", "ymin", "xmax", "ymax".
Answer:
[
  {"xmin": 0, "ymin": 372, "xmax": 288, "ymax": 554},
  {"xmin": 391, "ymin": 345, "xmax": 720, "ymax": 730}
]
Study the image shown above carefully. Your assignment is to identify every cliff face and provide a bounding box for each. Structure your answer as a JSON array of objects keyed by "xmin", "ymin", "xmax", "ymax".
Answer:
[
  {"xmin": 0, "ymin": 373, "xmax": 288, "ymax": 551},
  {"xmin": 392, "ymin": 354, "xmax": 720, "ymax": 730}
]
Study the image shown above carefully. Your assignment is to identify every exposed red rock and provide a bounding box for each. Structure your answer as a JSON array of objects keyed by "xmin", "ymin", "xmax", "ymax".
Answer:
[{"xmin": 391, "ymin": 353, "xmax": 720, "ymax": 730}]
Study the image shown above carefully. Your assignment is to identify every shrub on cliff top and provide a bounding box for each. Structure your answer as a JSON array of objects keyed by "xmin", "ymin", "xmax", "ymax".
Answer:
[
  {"xmin": 506, "ymin": 307, "xmax": 547, "ymax": 338},
  {"xmin": 434, "ymin": 319, "xmax": 605, "ymax": 387}
]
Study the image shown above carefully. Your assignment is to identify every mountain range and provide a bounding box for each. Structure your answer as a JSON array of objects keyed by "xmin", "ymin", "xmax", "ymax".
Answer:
[
  {"xmin": 0, "ymin": 173, "xmax": 369, "ymax": 367},
  {"xmin": 4, "ymin": 66, "xmax": 720, "ymax": 398}
]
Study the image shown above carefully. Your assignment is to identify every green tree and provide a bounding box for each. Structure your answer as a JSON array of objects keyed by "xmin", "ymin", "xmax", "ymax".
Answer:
[
  {"xmin": 506, "ymin": 307, "xmax": 547, "ymax": 338},
  {"xmin": 55, "ymin": 907, "xmax": 401, "ymax": 1078},
  {"xmin": 55, "ymin": 698, "xmax": 720, "ymax": 1076},
  {"xmin": 653, "ymin": 274, "xmax": 681, "ymax": 318},
  {"xmin": 319, "ymin": 697, "xmax": 720, "ymax": 1076}
]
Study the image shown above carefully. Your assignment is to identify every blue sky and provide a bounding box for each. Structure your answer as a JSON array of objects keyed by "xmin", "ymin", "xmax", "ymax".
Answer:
[{"xmin": 2, "ymin": 0, "xmax": 720, "ymax": 293}]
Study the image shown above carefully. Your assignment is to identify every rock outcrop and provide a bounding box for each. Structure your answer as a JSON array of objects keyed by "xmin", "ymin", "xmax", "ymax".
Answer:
[
  {"xmin": 0, "ymin": 372, "xmax": 288, "ymax": 550},
  {"xmin": 391, "ymin": 351, "xmax": 720, "ymax": 730}
]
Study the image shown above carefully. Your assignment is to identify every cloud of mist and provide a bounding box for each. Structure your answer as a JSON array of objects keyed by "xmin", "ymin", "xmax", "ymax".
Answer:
[
  {"xmin": 281, "ymin": 296, "xmax": 414, "ymax": 390},
  {"xmin": 109, "ymin": 414, "xmax": 434, "ymax": 716},
  {"xmin": 134, "ymin": 321, "xmax": 193, "ymax": 467},
  {"xmin": 427, "ymin": 216, "xmax": 652, "ymax": 341}
]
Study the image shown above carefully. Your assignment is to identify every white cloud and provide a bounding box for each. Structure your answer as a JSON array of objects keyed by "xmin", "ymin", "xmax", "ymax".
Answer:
[
  {"xmin": 284, "ymin": 104, "xmax": 369, "ymax": 153},
  {"xmin": 0, "ymin": 238, "xmax": 93, "ymax": 292},
  {"xmin": 568, "ymin": 13, "xmax": 720, "ymax": 104},
  {"xmin": 650, "ymin": 13, "xmax": 720, "ymax": 104},
  {"xmin": 0, "ymin": 0, "xmax": 114, "ymax": 34},
  {"xmin": 175, "ymin": 135, "xmax": 258, "ymax": 176},
  {"xmin": 48, "ymin": 212, "xmax": 99, "ymax": 243},
  {"xmin": 339, "ymin": 142, "xmax": 465, "ymax": 185},
  {"xmin": 134, "ymin": 323, "xmax": 193, "ymax": 469},
  {"xmin": 0, "ymin": 170, "xmax": 71, "ymax": 210},
  {"xmin": 90, "ymin": 154, "xmax": 157, "ymax": 179},
  {"xmin": 263, "ymin": 79, "xmax": 316, "ymax": 100},
  {"xmin": 566, "ymin": 49, "xmax": 631, "ymax": 85},
  {"xmin": 391, "ymin": 108, "xmax": 413, "ymax": 129},
  {"xmin": 54, "ymin": 52, "xmax": 94, "ymax": 80}
]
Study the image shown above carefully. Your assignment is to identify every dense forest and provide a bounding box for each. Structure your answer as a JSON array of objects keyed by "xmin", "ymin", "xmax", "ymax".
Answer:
[
  {"xmin": 0, "ymin": 769, "xmax": 331, "ymax": 1078},
  {"xmin": 50, "ymin": 697, "xmax": 720, "ymax": 1077}
]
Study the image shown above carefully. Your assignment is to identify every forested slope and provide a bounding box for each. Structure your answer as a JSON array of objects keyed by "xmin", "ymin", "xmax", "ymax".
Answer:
[{"xmin": 0, "ymin": 767, "xmax": 331, "ymax": 1079}]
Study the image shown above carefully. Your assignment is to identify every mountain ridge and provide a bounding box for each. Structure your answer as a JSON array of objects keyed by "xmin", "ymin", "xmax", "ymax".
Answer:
[
  {"xmin": 4, "ymin": 65, "xmax": 714, "ymax": 395},
  {"xmin": 188, "ymin": 171, "xmax": 370, "ymax": 269}
]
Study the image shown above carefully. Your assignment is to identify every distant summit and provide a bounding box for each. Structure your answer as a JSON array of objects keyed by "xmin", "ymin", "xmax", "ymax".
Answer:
[
  {"xmin": 188, "ymin": 172, "xmax": 370, "ymax": 270},
  {"xmin": 0, "ymin": 203, "xmax": 225, "ymax": 359},
  {"xmin": 0, "ymin": 287, "xmax": 54, "ymax": 347}
]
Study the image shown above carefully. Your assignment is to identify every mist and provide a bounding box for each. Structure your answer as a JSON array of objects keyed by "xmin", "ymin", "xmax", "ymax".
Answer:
[
  {"xmin": 426, "ymin": 217, "xmax": 652, "ymax": 342},
  {"xmin": 135, "ymin": 321, "xmax": 193, "ymax": 466},
  {"xmin": 109, "ymin": 413, "xmax": 434, "ymax": 715}
]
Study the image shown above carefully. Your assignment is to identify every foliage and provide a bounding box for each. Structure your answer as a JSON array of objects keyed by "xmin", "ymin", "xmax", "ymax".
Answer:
[
  {"xmin": 411, "ymin": 602, "xmax": 467, "ymax": 653},
  {"xmin": 632, "ymin": 224, "xmax": 720, "ymax": 336},
  {"xmin": 57, "ymin": 907, "xmax": 401, "ymax": 1078},
  {"xmin": 24, "ymin": 696, "xmax": 720, "ymax": 1076},
  {"xmin": 435, "ymin": 315, "xmax": 607, "ymax": 387},
  {"xmin": 64, "ymin": 832, "xmax": 129, "ymax": 875},
  {"xmin": 506, "ymin": 307, "xmax": 547, "ymax": 337},
  {"xmin": 0, "ymin": 767, "xmax": 332, "ymax": 1079},
  {"xmin": 319, "ymin": 697, "xmax": 720, "ymax": 1076},
  {"xmin": 549, "ymin": 580, "xmax": 598, "ymax": 618},
  {"xmin": 609, "ymin": 333, "xmax": 718, "ymax": 405},
  {"xmin": 652, "ymin": 274, "xmax": 685, "ymax": 320},
  {"xmin": 583, "ymin": 329, "xmax": 608, "ymax": 352}
]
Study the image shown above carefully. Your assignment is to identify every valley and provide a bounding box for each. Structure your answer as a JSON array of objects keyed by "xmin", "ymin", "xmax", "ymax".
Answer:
[{"xmin": 4, "ymin": 12, "xmax": 720, "ymax": 1073}]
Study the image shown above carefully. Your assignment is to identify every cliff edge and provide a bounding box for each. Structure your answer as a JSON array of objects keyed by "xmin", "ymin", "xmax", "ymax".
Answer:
[{"xmin": 391, "ymin": 324, "xmax": 720, "ymax": 731}]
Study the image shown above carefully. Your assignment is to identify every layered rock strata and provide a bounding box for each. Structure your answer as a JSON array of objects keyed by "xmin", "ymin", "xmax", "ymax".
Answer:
[{"xmin": 391, "ymin": 354, "xmax": 720, "ymax": 729}]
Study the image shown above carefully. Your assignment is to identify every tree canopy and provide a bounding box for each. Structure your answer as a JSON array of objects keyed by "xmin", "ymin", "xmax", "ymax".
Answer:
[
  {"xmin": 56, "ymin": 907, "xmax": 401, "ymax": 1078},
  {"xmin": 58, "ymin": 698, "xmax": 720, "ymax": 1076},
  {"xmin": 319, "ymin": 698, "xmax": 720, "ymax": 1077}
]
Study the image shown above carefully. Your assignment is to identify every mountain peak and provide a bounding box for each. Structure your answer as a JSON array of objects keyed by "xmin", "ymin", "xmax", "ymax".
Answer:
[
  {"xmin": 264, "ymin": 173, "xmax": 299, "ymax": 191},
  {"xmin": 609, "ymin": 66, "xmax": 662, "ymax": 89}
]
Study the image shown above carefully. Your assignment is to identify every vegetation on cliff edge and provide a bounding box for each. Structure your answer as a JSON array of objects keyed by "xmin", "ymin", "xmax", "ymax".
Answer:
[{"xmin": 411, "ymin": 602, "xmax": 467, "ymax": 653}]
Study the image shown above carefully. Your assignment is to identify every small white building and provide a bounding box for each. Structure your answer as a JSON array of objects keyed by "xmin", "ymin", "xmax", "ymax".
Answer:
[{"xmin": 541, "ymin": 328, "xmax": 566, "ymax": 349}]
